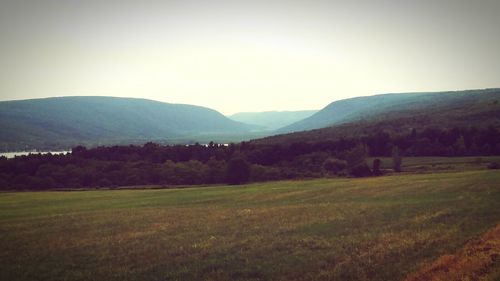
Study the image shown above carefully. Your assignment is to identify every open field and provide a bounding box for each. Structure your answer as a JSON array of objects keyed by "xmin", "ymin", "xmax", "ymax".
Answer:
[
  {"xmin": 1, "ymin": 170, "xmax": 500, "ymax": 280},
  {"xmin": 367, "ymin": 156, "xmax": 500, "ymax": 173}
]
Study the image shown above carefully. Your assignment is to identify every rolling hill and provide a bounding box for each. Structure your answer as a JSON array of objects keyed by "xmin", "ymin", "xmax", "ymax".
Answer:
[
  {"xmin": 0, "ymin": 96, "xmax": 256, "ymax": 151},
  {"xmin": 259, "ymin": 88, "xmax": 500, "ymax": 144},
  {"xmin": 278, "ymin": 88, "xmax": 500, "ymax": 133},
  {"xmin": 229, "ymin": 110, "xmax": 318, "ymax": 130}
]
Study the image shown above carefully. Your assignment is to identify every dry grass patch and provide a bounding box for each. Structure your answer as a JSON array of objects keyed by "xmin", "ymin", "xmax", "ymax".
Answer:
[{"xmin": 405, "ymin": 224, "xmax": 500, "ymax": 281}]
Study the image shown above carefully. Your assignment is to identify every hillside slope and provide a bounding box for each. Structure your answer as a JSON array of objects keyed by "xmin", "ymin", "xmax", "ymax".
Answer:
[
  {"xmin": 229, "ymin": 110, "xmax": 317, "ymax": 130},
  {"xmin": 278, "ymin": 88, "xmax": 500, "ymax": 133},
  {"xmin": 0, "ymin": 96, "xmax": 255, "ymax": 150},
  {"xmin": 259, "ymin": 88, "xmax": 500, "ymax": 144}
]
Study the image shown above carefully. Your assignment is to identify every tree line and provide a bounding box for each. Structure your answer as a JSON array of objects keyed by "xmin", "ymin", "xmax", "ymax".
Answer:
[{"xmin": 0, "ymin": 126, "xmax": 499, "ymax": 190}]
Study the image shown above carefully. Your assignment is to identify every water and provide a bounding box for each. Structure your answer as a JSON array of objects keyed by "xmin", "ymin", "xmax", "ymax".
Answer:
[{"xmin": 0, "ymin": 151, "xmax": 71, "ymax": 159}]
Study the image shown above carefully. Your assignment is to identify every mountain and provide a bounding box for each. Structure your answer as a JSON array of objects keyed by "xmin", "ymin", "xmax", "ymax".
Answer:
[
  {"xmin": 229, "ymin": 110, "xmax": 318, "ymax": 130},
  {"xmin": 278, "ymin": 88, "xmax": 500, "ymax": 133},
  {"xmin": 0, "ymin": 96, "xmax": 256, "ymax": 151},
  {"xmin": 258, "ymin": 88, "xmax": 500, "ymax": 144}
]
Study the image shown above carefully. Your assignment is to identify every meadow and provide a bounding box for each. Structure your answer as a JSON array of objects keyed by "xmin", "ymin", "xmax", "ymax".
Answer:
[
  {"xmin": 368, "ymin": 156, "xmax": 500, "ymax": 173},
  {"xmin": 1, "ymin": 169, "xmax": 499, "ymax": 280}
]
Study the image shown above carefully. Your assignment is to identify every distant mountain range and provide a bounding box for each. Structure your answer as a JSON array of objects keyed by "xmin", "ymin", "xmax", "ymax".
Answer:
[
  {"xmin": 259, "ymin": 88, "xmax": 500, "ymax": 144},
  {"xmin": 278, "ymin": 88, "xmax": 500, "ymax": 133},
  {"xmin": 229, "ymin": 110, "xmax": 317, "ymax": 130},
  {"xmin": 1, "ymin": 89, "xmax": 498, "ymax": 151},
  {"xmin": 0, "ymin": 96, "xmax": 258, "ymax": 151}
]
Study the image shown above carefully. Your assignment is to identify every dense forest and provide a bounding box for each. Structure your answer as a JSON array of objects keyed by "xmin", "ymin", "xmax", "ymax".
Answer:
[{"xmin": 1, "ymin": 125, "xmax": 499, "ymax": 190}]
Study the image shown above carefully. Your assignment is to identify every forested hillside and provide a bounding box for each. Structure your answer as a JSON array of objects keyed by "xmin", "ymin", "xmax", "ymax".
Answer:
[
  {"xmin": 278, "ymin": 88, "xmax": 500, "ymax": 133},
  {"xmin": 0, "ymin": 96, "xmax": 256, "ymax": 151},
  {"xmin": 264, "ymin": 89, "xmax": 500, "ymax": 144}
]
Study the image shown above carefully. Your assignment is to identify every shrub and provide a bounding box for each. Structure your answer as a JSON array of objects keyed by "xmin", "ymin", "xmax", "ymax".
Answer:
[
  {"xmin": 323, "ymin": 158, "xmax": 347, "ymax": 175},
  {"xmin": 349, "ymin": 163, "xmax": 372, "ymax": 177},
  {"xmin": 250, "ymin": 164, "xmax": 281, "ymax": 182}
]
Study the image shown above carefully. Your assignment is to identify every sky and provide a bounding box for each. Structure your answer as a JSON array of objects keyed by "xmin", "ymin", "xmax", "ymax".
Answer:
[{"xmin": 0, "ymin": 0, "xmax": 499, "ymax": 115}]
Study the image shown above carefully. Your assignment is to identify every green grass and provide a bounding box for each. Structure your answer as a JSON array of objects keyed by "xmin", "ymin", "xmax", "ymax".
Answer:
[
  {"xmin": 368, "ymin": 156, "xmax": 500, "ymax": 172},
  {"xmin": 1, "ymin": 170, "xmax": 500, "ymax": 280}
]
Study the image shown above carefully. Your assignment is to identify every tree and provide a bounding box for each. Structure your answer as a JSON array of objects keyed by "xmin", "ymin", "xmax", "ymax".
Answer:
[
  {"xmin": 366, "ymin": 131, "xmax": 391, "ymax": 156},
  {"xmin": 372, "ymin": 158, "xmax": 382, "ymax": 176},
  {"xmin": 206, "ymin": 157, "xmax": 227, "ymax": 184},
  {"xmin": 226, "ymin": 156, "xmax": 250, "ymax": 185},
  {"xmin": 392, "ymin": 146, "xmax": 402, "ymax": 172},
  {"xmin": 453, "ymin": 136, "xmax": 466, "ymax": 156},
  {"xmin": 344, "ymin": 144, "xmax": 372, "ymax": 177}
]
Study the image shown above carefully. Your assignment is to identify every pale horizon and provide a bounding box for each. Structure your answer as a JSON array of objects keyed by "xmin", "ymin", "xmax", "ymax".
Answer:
[{"xmin": 1, "ymin": 0, "xmax": 499, "ymax": 115}]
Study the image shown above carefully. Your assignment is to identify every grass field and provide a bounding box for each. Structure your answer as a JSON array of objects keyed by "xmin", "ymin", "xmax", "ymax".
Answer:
[
  {"xmin": 368, "ymin": 156, "xmax": 500, "ymax": 173},
  {"xmin": 1, "ymin": 170, "xmax": 500, "ymax": 280},
  {"xmin": 405, "ymin": 223, "xmax": 500, "ymax": 281}
]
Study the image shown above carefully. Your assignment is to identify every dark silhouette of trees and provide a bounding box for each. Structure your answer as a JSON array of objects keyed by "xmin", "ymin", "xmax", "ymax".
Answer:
[
  {"xmin": 0, "ymin": 125, "xmax": 499, "ymax": 190},
  {"xmin": 372, "ymin": 159, "xmax": 382, "ymax": 176},
  {"xmin": 367, "ymin": 131, "xmax": 391, "ymax": 156},
  {"xmin": 392, "ymin": 146, "xmax": 402, "ymax": 172},
  {"xmin": 344, "ymin": 144, "xmax": 372, "ymax": 177},
  {"xmin": 323, "ymin": 158, "xmax": 347, "ymax": 175},
  {"xmin": 226, "ymin": 156, "xmax": 251, "ymax": 185}
]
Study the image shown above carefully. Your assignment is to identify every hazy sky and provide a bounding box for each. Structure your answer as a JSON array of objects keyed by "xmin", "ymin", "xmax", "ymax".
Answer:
[{"xmin": 0, "ymin": 0, "xmax": 499, "ymax": 114}]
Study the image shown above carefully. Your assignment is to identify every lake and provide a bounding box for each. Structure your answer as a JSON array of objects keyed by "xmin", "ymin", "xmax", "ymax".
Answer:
[{"xmin": 0, "ymin": 151, "xmax": 71, "ymax": 158}]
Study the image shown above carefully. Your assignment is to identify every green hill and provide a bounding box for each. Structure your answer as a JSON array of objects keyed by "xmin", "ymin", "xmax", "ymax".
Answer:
[
  {"xmin": 0, "ymin": 96, "xmax": 256, "ymax": 151},
  {"xmin": 260, "ymin": 88, "xmax": 500, "ymax": 144},
  {"xmin": 277, "ymin": 88, "xmax": 500, "ymax": 133},
  {"xmin": 229, "ymin": 110, "xmax": 318, "ymax": 130}
]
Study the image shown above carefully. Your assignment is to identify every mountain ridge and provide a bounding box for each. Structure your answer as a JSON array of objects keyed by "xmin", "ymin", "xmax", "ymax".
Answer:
[
  {"xmin": 277, "ymin": 88, "xmax": 500, "ymax": 133},
  {"xmin": 0, "ymin": 96, "xmax": 256, "ymax": 151},
  {"xmin": 257, "ymin": 88, "xmax": 500, "ymax": 144}
]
